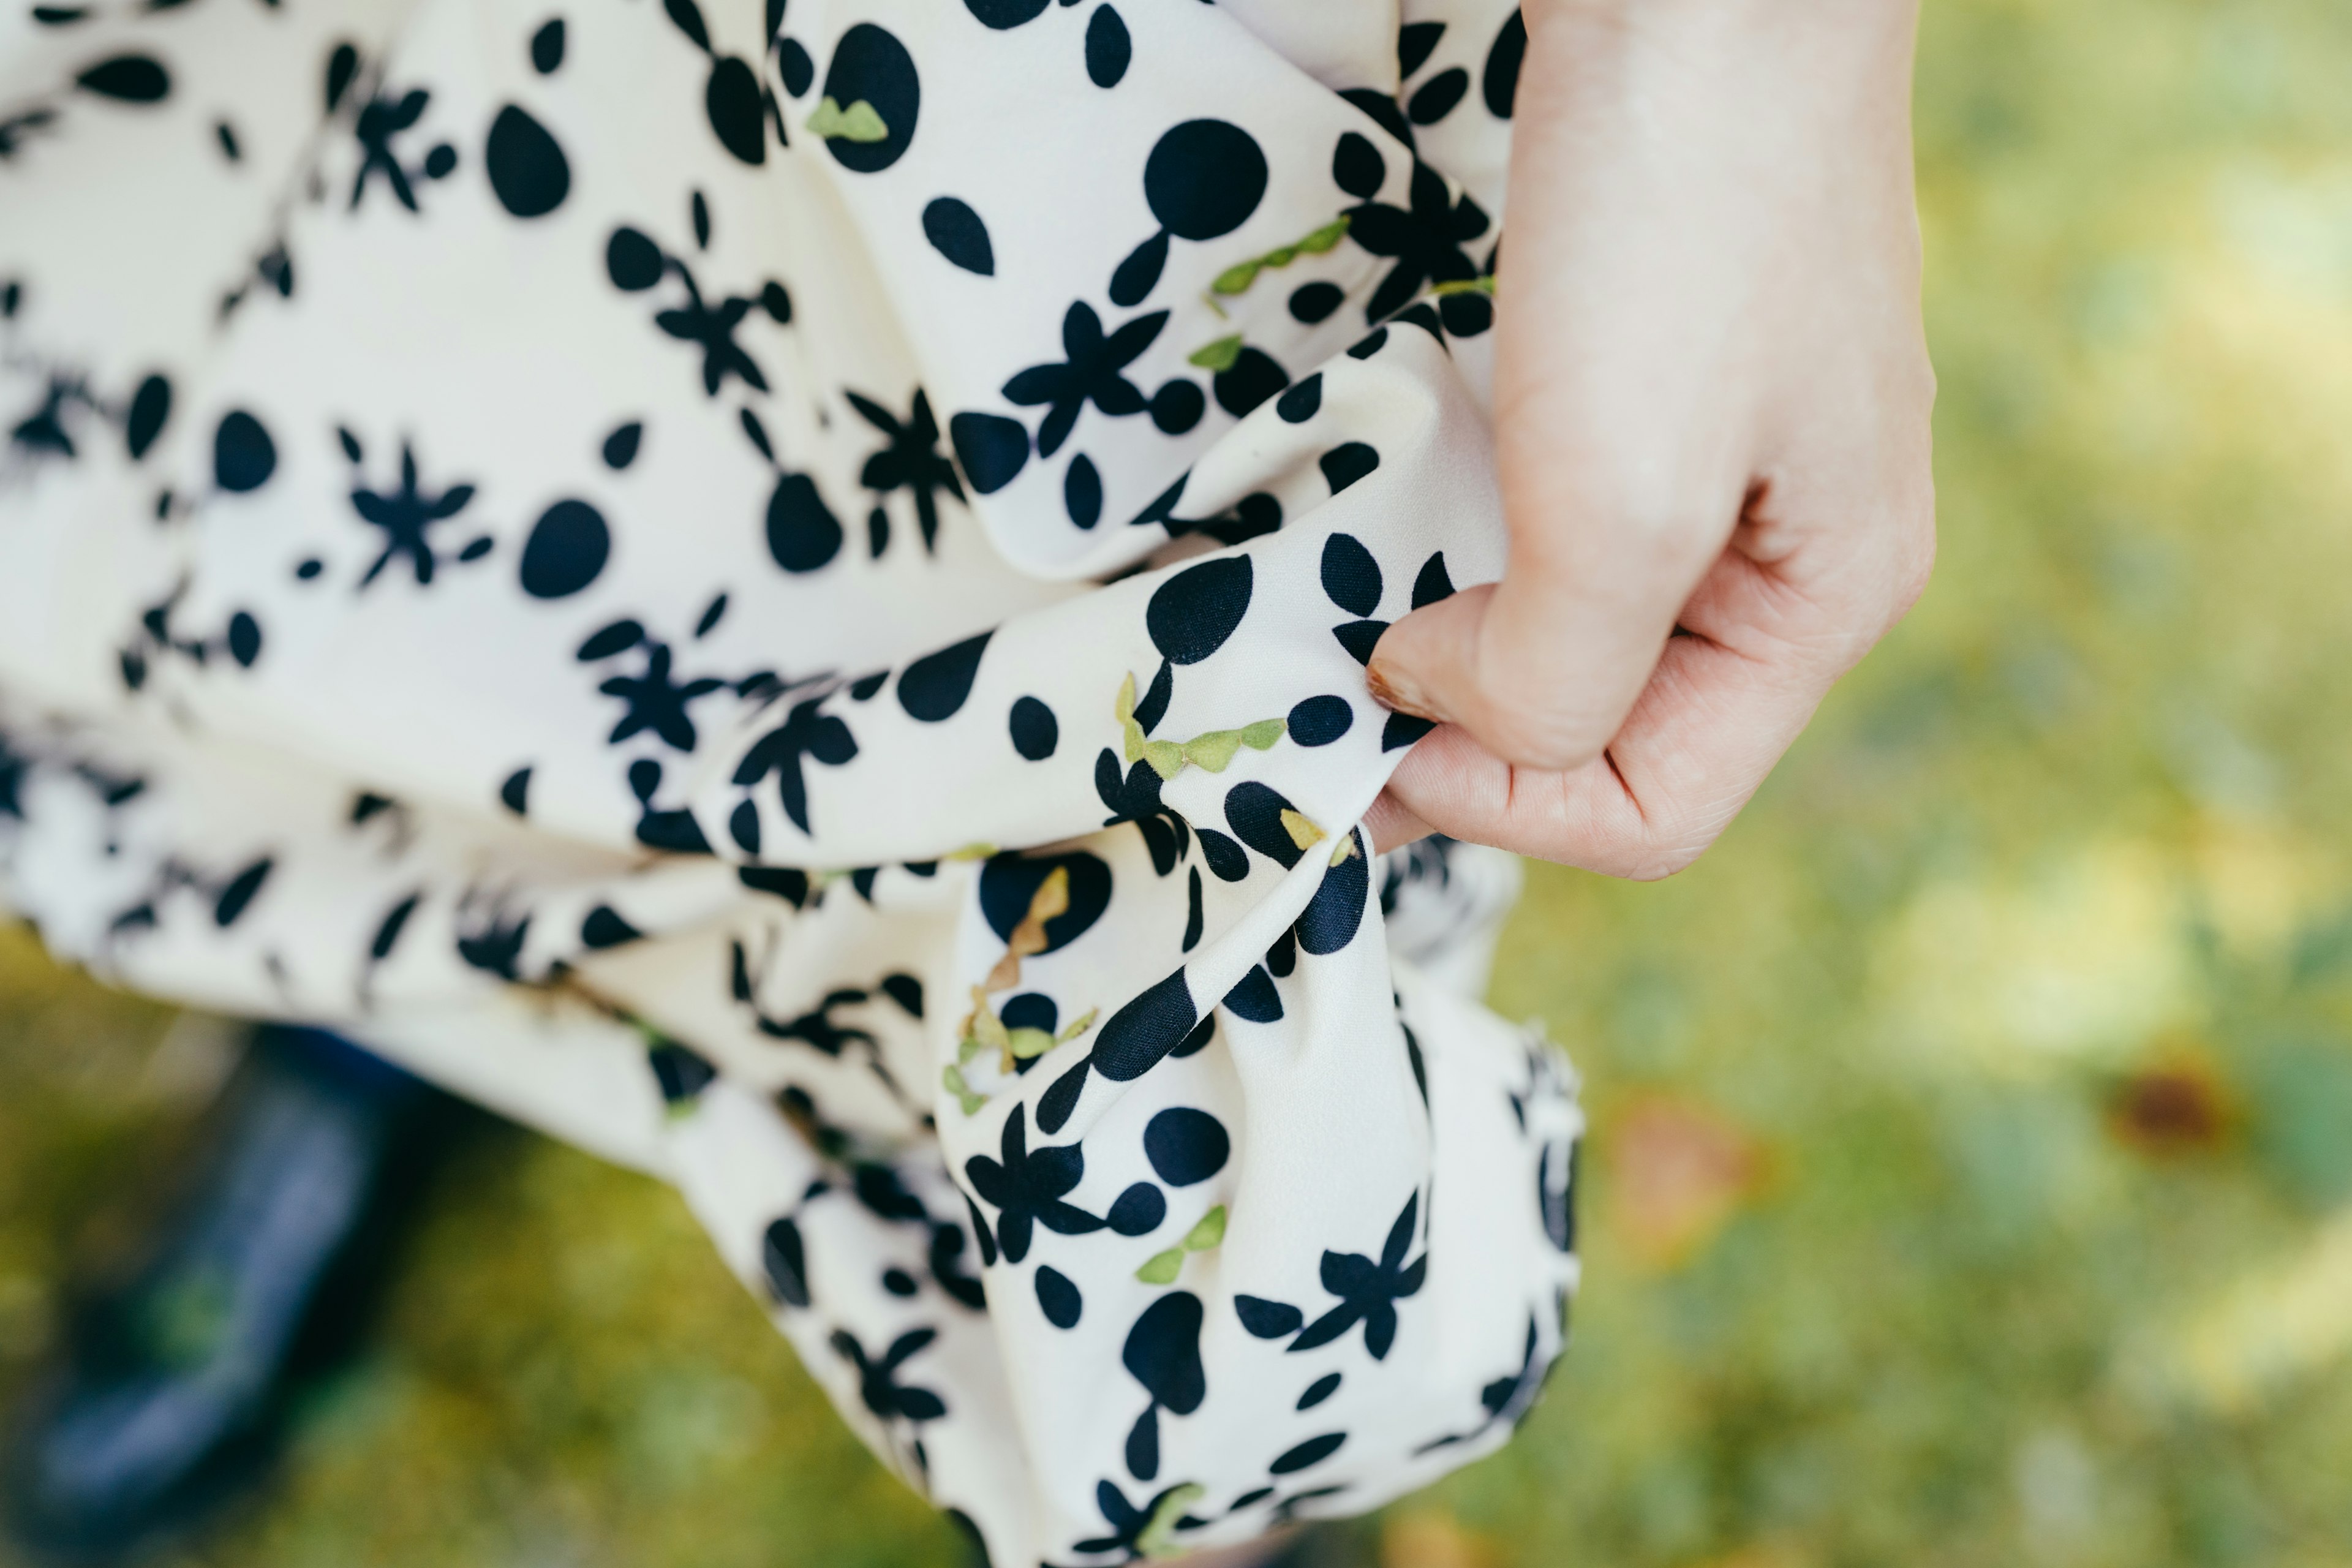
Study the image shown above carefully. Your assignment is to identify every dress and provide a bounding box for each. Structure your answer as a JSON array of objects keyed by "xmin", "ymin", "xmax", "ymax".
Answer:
[{"xmin": 0, "ymin": 0, "xmax": 1581, "ymax": 1559}]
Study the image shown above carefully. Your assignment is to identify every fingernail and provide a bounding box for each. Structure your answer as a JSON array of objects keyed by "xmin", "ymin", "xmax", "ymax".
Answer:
[{"xmin": 1365, "ymin": 657, "xmax": 1439, "ymax": 721}]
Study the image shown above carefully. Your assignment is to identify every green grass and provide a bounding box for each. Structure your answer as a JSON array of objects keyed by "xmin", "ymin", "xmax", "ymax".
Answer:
[{"xmin": 12, "ymin": 1, "xmax": 2352, "ymax": 1562}]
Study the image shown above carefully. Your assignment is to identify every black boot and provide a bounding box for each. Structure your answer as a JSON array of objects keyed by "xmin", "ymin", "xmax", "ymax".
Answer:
[{"xmin": 2, "ymin": 1024, "xmax": 458, "ymax": 1562}]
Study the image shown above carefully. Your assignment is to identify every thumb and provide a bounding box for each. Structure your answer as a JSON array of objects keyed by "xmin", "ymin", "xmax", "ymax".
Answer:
[{"xmin": 1366, "ymin": 521, "xmax": 1711, "ymax": 772}]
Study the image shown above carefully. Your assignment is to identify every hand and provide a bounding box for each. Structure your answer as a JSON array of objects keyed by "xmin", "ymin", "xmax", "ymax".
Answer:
[{"xmin": 1362, "ymin": 0, "xmax": 1937, "ymax": 876}]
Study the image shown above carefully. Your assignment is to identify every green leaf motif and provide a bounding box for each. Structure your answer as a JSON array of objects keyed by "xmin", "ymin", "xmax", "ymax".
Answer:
[
  {"xmin": 941, "ymin": 1065, "xmax": 984, "ymax": 1117},
  {"xmin": 1429, "ymin": 274, "xmax": 1497, "ymax": 297},
  {"xmin": 1136, "ymin": 1483, "xmax": 1207, "ymax": 1559},
  {"xmin": 807, "ymin": 97, "xmax": 888, "ymax": 142},
  {"xmin": 1188, "ymin": 335, "xmax": 1243, "ymax": 373},
  {"xmin": 1183, "ymin": 1204, "xmax": 1227, "ymax": 1250},
  {"xmin": 1136, "ymin": 1248, "xmax": 1184, "ymax": 1285},
  {"xmin": 1208, "ymin": 216, "xmax": 1352, "ymax": 297}
]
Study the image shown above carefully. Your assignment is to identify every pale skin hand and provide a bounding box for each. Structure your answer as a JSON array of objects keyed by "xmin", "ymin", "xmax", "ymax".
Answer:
[{"xmin": 1362, "ymin": 0, "xmax": 1937, "ymax": 875}]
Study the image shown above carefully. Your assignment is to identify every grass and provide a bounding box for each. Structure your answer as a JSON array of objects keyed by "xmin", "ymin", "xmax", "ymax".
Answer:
[{"xmin": 11, "ymin": 1, "xmax": 2352, "ymax": 1563}]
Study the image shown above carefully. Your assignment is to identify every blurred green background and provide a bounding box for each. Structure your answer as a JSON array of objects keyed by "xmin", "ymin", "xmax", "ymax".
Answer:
[{"xmin": 12, "ymin": 0, "xmax": 2352, "ymax": 1562}]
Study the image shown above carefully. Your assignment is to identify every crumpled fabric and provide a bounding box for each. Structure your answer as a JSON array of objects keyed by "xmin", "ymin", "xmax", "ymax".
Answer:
[{"xmin": 0, "ymin": 0, "xmax": 1580, "ymax": 1558}]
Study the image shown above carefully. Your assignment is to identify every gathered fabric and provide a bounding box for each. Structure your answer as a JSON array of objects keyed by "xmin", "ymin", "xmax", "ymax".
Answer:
[{"xmin": 0, "ymin": 0, "xmax": 1580, "ymax": 1558}]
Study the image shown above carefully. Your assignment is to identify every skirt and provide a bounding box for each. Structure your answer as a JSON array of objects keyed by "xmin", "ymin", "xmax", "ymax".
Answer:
[{"xmin": 0, "ymin": 0, "xmax": 1581, "ymax": 1559}]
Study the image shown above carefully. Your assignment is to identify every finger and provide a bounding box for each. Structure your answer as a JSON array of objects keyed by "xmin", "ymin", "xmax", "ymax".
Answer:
[
  {"xmin": 1362, "ymin": 788, "xmax": 1433, "ymax": 857},
  {"xmin": 1382, "ymin": 559, "xmax": 1858, "ymax": 876}
]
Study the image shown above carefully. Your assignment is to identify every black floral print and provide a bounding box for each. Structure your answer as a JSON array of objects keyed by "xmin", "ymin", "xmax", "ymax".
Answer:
[{"xmin": 0, "ymin": 3, "xmax": 1580, "ymax": 1564}]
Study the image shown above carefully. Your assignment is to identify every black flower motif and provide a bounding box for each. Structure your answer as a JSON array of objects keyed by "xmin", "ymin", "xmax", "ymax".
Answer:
[
  {"xmin": 1238, "ymin": 1191, "xmax": 1427, "ymax": 1362},
  {"xmin": 1003, "ymin": 303, "xmax": 1167, "ymax": 458},
  {"xmin": 1348, "ymin": 160, "xmax": 1488, "ymax": 323},
  {"xmin": 1293, "ymin": 1190, "xmax": 1427, "ymax": 1358},
  {"xmin": 1094, "ymin": 748, "xmax": 1189, "ymax": 876},
  {"xmin": 963, "ymin": 1104, "xmax": 1103, "ymax": 1264},
  {"xmin": 349, "ymin": 442, "xmax": 478, "ymax": 588},
  {"xmin": 731, "ymin": 694, "xmax": 858, "ymax": 835},
  {"xmin": 829, "ymin": 1325, "xmax": 948, "ymax": 1426},
  {"xmin": 846, "ymin": 388, "xmax": 961, "ymax": 553},
  {"xmin": 597, "ymin": 641, "xmax": 726, "ymax": 751},
  {"xmin": 350, "ymin": 84, "xmax": 456, "ymax": 211},
  {"xmin": 1072, "ymin": 1477, "xmax": 1208, "ymax": 1559},
  {"xmin": 657, "ymin": 268, "xmax": 768, "ymax": 397}
]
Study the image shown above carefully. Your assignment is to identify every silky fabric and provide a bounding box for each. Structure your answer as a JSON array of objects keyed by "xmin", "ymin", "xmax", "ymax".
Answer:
[{"xmin": 0, "ymin": 1, "xmax": 1580, "ymax": 1559}]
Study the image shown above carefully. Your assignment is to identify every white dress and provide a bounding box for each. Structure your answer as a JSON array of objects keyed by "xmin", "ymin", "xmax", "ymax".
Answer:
[{"xmin": 0, "ymin": 0, "xmax": 1580, "ymax": 1559}]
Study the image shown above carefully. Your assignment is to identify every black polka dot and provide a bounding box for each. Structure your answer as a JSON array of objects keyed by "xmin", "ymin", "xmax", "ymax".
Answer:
[
  {"xmin": 1213, "ymin": 347, "xmax": 1288, "ymax": 418},
  {"xmin": 518, "ymin": 499, "xmax": 609, "ymax": 598},
  {"xmin": 763, "ymin": 1217, "xmax": 809, "ymax": 1306},
  {"xmin": 820, "ymin": 24, "xmax": 919, "ymax": 173},
  {"xmin": 1224, "ymin": 780, "xmax": 1303, "ymax": 868},
  {"xmin": 1271, "ymin": 1433, "xmax": 1345, "ymax": 1474},
  {"xmin": 1295, "ymin": 832, "xmax": 1367, "ymax": 954},
  {"xmin": 499, "ymin": 766, "xmax": 531, "ymax": 815},
  {"xmin": 1411, "ymin": 551, "xmax": 1455, "ymax": 607},
  {"xmin": 1332, "ymin": 132, "xmax": 1384, "ymax": 200},
  {"xmin": 1321, "ymin": 533, "xmax": 1382, "ymax": 616},
  {"xmin": 1223, "ymin": 965, "xmax": 1282, "ymax": 1023},
  {"xmin": 1150, "ymin": 380, "xmax": 1205, "ymax": 434},
  {"xmin": 607, "ymin": 227, "xmax": 664, "ymax": 290},
  {"xmin": 1000, "ymin": 992, "xmax": 1057, "ymax": 1033},
  {"xmin": 1408, "ymin": 66, "xmax": 1469, "ymax": 123},
  {"xmin": 897, "ymin": 631, "xmax": 991, "ymax": 721},
  {"xmin": 484, "ymin": 104, "xmax": 569, "ymax": 217},
  {"xmin": 1289, "ymin": 282, "xmax": 1344, "ymax": 323},
  {"xmin": 213, "ymin": 858, "xmax": 271, "ymax": 926},
  {"xmin": 922, "ymin": 197, "xmax": 994, "ymax": 275},
  {"xmin": 761, "ymin": 281, "xmax": 792, "ymax": 322},
  {"xmin": 705, "ymin": 55, "xmax": 765, "ymax": 164},
  {"xmin": 225, "ymin": 611, "xmax": 262, "ymax": 667},
  {"xmin": 979, "ymin": 851, "xmax": 1110, "ymax": 954},
  {"xmin": 76, "ymin": 54, "xmax": 168, "ymax": 103},
  {"xmin": 1298, "ymin": 1373, "xmax": 1341, "ymax": 1410},
  {"xmin": 216, "ymin": 120, "xmax": 241, "ymax": 160},
  {"xmin": 1009, "ymin": 696, "xmax": 1058, "ymax": 760},
  {"xmin": 1398, "ymin": 20, "xmax": 1445, "ymax": 76},
  {"xmin": 1123, "ymin": 1291, "xmax": 1206, "ymax": 1420},
  {"xmin": 883, "ymin": 1267, "xmax": 918, "ymax": 1297},
  {"xmin": 323, "ymin": 43, "xmax": 360, "ymax": 113},
  {"xmin": 1287, "ymin": 695, "xmax": 1352, "ymax": 746},
  {"xmin": 1196, "ymin": 827, "xmax": 1248, "ymax": 883},
  {"xmin": 577, "ymin": 619, "xmax": 643, "ymax": 659},
  {"xmin": 580, "ymin": 905, "xmax": 641, "ymax": 948},
  {"xmin": 1382, "ymin": 711, "xmax": 1436, "ymax": 750},
  {"xmin": 1437, "ymin": 292, "xmax": 1490, "ymax": 337},
  {"xmin": 124, "ymin": 374, "xmax": 170, "ymax": 459},
  {"xmin": 601, "ymin": 421, "xmax": 643, "ymax": 469},
  {"xmin": 1092, "ymin": 967, "xmax": 1197, "ymax": 1084},
  {"xmin": 765, "ymin": 472, "xmax": 844, "ymax": 573},
  {"xmin": 1145, "ymin": 120, "xmax": 1267, "ymax": 242},
  {"xmin": 1320, "ymin": 442, "xmax": 1380, "ymax": 495},
  {"xmin": 778, "ymin": 38, "xmax": 814, "ymax": 96},
  {"xmin": 294, "ymin": 558, "xmax": 323, "ymax": 581},
  {"xmin": 212, "ymin": 410, "xmax": 274, "ymax": 492},
  {"xmin": 529, "ymin": 17, "xmax": 564, "ymax": 73},
  {"xmin": 949, "ymin": 412, "xmax": 1028, "ymax": 494},
  {"xmin": 1275, "ymin": 374, "xmax": 1321, "ymax": 424},
  {"xmin": 1084, "ymin": 4, "xmax": 1130, "ymax": 87},
  {"xmin": 729, "ymin": 799, "xmax": 760, "ymax": 853},
  {"xmin": 1484, "ymin": 8, "xmax": 1526, "ymax": 118},
  {"xmin": 1346, "ymin": 327, "xmax": 1388, "ymax": 360},
  {"xmin": 965, "ymin": 0, "xmax": 1049, "ymax": 28},
  {"xmin": 1109, "ymin": 229, "xmax": 1170, "ymax": 307},
  {"xmin": 1147, "ymin": 554, "xmax": 1251, "ymax": 666},
  {"xmin": 1333, "ymin": 619, "xmax": 1388, "ymax": 664},
  {"xmin": 1064, "ymin": 453, "xmax": 1102, "ymax": 528},
  {"xmin": 1107, "ymin": 1182, "xmax": 1166, "ymax": 1236},
  {"xmin": 1035, "ymin": 1265, "xmax": 1082, "ymax": 1328},
  {"xmin": 1144, "ymin": 1107, "xmax": 1229, "ymax": 1186}
]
